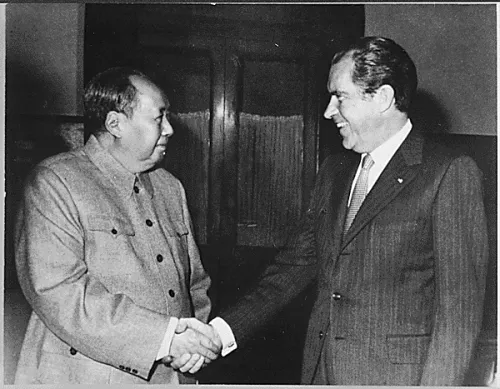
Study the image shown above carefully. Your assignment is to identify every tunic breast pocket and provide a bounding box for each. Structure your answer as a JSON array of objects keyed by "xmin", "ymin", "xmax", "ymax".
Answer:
[
  {"xmin": 87, "ymin": 215, "xmax": 136, "ymax": 261},
  {"xmin": 166, "ymin": 220, "xmax": 189, "ymax": 265},
  {"xmin": 88, "ymin": 215, "xmax": 135, "ymax": 236}
]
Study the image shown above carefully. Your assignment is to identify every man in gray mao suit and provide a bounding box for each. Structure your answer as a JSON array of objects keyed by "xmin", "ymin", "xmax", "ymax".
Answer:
[
  {"xmin": 14, "ymin": 67, "xmax": 221, "ymax": 384},
  {"xmin": 178, "ymin": 36, "xmax": 489, "ymax": 386}
]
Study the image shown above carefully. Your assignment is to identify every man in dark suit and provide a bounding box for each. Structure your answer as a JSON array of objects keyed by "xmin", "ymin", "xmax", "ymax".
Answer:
[{"xmin": 173, "ymin": 36, "xmax": 489, "ymax": 386}]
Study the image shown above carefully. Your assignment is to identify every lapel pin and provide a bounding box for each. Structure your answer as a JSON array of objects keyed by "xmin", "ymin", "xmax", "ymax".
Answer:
[{"xmin": 397, "ymin": 178, "xmax": 404, "ymax": 184}]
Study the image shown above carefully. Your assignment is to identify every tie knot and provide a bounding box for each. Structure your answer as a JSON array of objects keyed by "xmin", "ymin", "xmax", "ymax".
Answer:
[{"xmin": 362, "ymin": 154, "xmax": 374, "ymax": 170}]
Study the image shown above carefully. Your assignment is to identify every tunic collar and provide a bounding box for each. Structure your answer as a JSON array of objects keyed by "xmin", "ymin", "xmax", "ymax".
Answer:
[{"xmin": 84, "ymin": 135, "xmax": 154, "ymax": 198}]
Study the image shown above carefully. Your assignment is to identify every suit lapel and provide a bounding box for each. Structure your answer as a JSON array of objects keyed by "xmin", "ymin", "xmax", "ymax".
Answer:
[
  {"xmin": 320, "ymin": 152, "xmax": 359, "ymax": 261},
  {"xmin": 341, "ymin": 130, "xmax": 424, "ymax": 248}
]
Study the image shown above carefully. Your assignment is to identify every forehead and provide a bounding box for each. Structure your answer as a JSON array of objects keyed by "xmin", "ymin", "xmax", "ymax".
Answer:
[
  {"xmin": 130, "ymin": 76, "xmax": 169, "ymax": 110},
  {"xmin": 327, "ymin": 55, "xmax": 356, "ymax": 92}
]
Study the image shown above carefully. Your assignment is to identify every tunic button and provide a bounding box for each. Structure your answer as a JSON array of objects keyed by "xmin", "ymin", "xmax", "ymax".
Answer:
[
  {"xmin": 319, "ymin": 331, "xmax": 324, "ymax": 339},
  {"xmin": 111, "ymin": 228, "xmax": 117, "ymax": 235},
  {"xmin": 332, "ymin": 293, "xmax": 342, "ymax": 301},
  {"xmin": 169, "ymin": 289, "xmax": 175, "ymax": 298},
  {"xmin": 157, "ymin": 254, "xmax": 163, "ymax": 262},
  {"xmin": 146, "ymin": 219, "xmax": 153, "ymax": 227},
  {"xmin": 125, "ymin": 367, "xmax": 131, "ymax": 372},
  {"xmin": 132, "ymin": 369, "xmax": 138, "ymax": 374},
  {"xmin": 134, "ymin": 186, "xmax": 140, "ymax": 193},
  {"xmin": 119, "ymin": 365, "xmax": 125, "ymax": 370},
  {"xmin": 70, "ymin": 347, "xmax": 77, "ymax": 355}
]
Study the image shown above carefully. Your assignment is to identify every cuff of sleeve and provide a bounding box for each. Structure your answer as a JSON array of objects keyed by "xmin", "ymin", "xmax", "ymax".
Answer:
[
  {"xmin": 209, "ymin": 317, "xmax": 237, "ymax": 357},
  {"xmin": 156, "ymin": 317, "xmax": 179, "ymax": 361}
]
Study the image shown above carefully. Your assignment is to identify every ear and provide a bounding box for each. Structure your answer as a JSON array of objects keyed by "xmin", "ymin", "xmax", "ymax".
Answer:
[
  {"xmin": 375, "ymin": 84, "xmax": 395, "ymax": 113},
  {"xmin": 104, "ymin": 111, "xmax": 124, "ymax": 138}
]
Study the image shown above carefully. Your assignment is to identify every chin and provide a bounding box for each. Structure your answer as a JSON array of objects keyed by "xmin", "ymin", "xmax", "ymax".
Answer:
[
  {"xmin": 152, "ymin": 157, "xmax": 165, "ymax": 167},
  {"xmin": 342, "ymin": 139, "xmax": 355, "ymax": 151}
]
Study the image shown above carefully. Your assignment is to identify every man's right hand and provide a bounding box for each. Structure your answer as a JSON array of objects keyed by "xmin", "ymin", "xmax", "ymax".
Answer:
[
  {"xmin": 162, "ymin": 318, "xmax": 221, "ymax": 373},
  {"xmin": 166, "ymin": 318, "xmax": 222, "ymax": 373},
  {"xmin": 176, "ymin": 318, "xmax": 222, "ymax": 349}
]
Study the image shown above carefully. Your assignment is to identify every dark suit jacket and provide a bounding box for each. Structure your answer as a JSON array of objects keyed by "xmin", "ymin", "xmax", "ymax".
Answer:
[{"xmin": 222, "ymin": 129, "xmax": 488, "ymax": 385}]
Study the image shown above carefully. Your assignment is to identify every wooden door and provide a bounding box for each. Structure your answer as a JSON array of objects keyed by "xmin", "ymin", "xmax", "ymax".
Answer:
[
  {"xmin": 205, "ymin": 36, "xmax": 322, "ymax": 384},
  {"xmin": 225, "ymin": 38, "xmax": 319, "ymax": 250}
]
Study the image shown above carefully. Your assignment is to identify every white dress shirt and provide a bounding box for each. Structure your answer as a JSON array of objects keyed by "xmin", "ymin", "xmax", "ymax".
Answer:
[{"xmin": 348, "ymin": 119, "xmax": 412, "ymax": 206}]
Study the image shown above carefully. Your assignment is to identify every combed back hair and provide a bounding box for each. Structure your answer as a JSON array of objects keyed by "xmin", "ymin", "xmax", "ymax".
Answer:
[
  {"xmin": 84, "ymin": 67, "xmax": 152, "ymax": 136},
  {"xmin": 332, "ymin": 36, "xmax": 418, "ymax": 113}
]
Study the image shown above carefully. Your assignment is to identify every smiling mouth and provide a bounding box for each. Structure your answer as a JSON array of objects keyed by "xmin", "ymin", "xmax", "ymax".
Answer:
[{"xmin": 331, "ymin": 114, "xmax": 347, "ymax": 129}]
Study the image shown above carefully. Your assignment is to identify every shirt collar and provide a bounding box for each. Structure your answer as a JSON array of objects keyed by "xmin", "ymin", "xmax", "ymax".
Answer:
[
  {"xmin": 136, "ymin": 172, "xmax": 154, "ymax": 198},
  {"xmin": 84, "ymin": 135, "xmax": 154, "ymax": 198},
  {"xmin": 366, "ymin": 119, "xmax": 412, "ymax": 167}
]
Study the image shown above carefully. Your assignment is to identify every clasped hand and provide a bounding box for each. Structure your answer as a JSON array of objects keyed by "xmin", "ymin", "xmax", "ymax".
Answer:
[{"xmin": 162, "ymin": 318, "xmax": 221, "ymax": 374}]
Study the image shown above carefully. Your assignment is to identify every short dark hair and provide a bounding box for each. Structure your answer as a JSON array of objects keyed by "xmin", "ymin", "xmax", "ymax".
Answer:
[
  {"xmin": 84, "ymin": 67, "xmax": 152, "ymax": 136},
  {"xmin": 332, "ymin": 36, "xmax": 418, "ymax": 113}
]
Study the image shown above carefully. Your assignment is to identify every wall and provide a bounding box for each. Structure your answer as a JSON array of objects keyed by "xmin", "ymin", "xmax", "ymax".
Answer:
[
  {"xmin": 6, "ymin": 3, "xmax": 84, "ymax": 116},
  {"xmin": 365, "ymin": 4, "xmax": 496, "ymax": 136}
]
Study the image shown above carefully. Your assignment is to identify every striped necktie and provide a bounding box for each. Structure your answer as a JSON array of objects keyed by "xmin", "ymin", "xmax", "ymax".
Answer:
[{"xmin": 343, "ymin": 154, "xmax": 374, "ymax": 235}]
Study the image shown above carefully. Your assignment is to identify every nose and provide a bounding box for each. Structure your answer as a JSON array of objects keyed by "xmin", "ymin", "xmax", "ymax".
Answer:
[
  {"xmin": 324, "ymin": 96, "xmax": 339, "ymax": 119},
  {"xmin": 162, "ymin": 116, "xmax": 174, "ymax": 137}
]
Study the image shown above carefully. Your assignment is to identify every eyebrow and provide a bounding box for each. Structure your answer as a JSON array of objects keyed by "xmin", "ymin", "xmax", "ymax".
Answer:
[
  {"xmin": 154, "ymin": 107, "xmax": 167, "ymax": 119},
  {"xmin": 330, "ymin": 90, "xmax": 347, "ymax": 97}
]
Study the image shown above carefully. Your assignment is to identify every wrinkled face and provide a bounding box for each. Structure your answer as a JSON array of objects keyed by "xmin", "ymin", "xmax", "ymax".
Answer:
[
  {"xmin": 120, "ymin": 76, "xmax": 174, "ymax": 171},
  {"xmin": 323, "ymin": 55, "xmax": 380, "ymax": 153}
]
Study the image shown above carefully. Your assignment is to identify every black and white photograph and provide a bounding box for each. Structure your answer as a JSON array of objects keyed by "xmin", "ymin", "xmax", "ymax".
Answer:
[{"xmin": 2, "ymin": 2, "xmax": 497, "ymax": 386}]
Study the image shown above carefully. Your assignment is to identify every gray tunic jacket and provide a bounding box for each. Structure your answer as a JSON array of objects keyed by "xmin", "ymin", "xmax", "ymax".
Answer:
[{"xmin": 15, "ymin": 135, "xmax": 211, "ymax": 384}]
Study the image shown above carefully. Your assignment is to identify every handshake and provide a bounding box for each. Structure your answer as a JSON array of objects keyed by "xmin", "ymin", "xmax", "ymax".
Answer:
[{"xmin": 162, "ymin": 318, "xmax": 222, "ymax": 374}]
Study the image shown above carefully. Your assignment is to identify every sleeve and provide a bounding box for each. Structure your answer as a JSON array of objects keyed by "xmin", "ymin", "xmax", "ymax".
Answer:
[
  {"xmin": 218, "ymin": 158, "xmax": 333, "ymax": 347},
  {"xmin": 157, "ymin": 317, "xmax": 179, "ymax": 360},
  {"xmin": 420, "ymin": 156, "xmax": 489, "ymax": 385},
  {"xmin": 210, "ymin": 317, "xmax": 237, "ymax": 356},
  {"xmin": 15, "ymin": 166, "xmax": 173, "ymax": 380},
  {"xmin": 178, "ymin": 180, "xmax": 212, "ymax": 324},
  {"xmin": 220, "ymin": 217, "xmax": 318, "ymax": 346}
]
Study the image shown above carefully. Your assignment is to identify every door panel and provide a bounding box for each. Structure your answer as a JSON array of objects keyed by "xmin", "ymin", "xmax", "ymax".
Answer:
[
  {"xmin": 226, "ymin": 40, "xmax": 319, "ymax": 248},
  {"xmin": 135, "ymin": 37, "xmax": 225, "ymax": 245},
  {"xmin": 237, "ymin": 63, "xmax": 305, "ymax": 247}
]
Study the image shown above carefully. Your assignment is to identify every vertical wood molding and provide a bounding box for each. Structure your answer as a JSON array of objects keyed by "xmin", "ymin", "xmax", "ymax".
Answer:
[
  {"xmin": 302, "ymin": 46, "xmax": 321, "ymax": 212},
  {"xmin": 220, "ymin": 41, "xmax": 239, "ymax": 246},
  {"xmin": 208, "ymin": 42, "xmax": 227, "ymax": 245}
]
